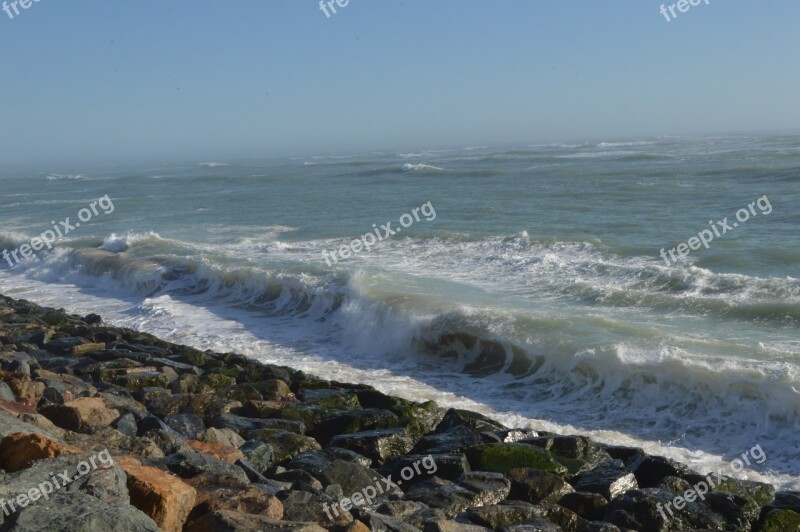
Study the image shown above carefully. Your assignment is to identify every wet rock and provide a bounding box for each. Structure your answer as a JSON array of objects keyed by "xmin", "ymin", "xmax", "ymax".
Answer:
[
  {"xmin": 464, "ymin": 500, "xmax": 548, "ymax": 529},
  {"xmin": 572, "ymin": 460, "xmax": 638, "ymax": 500},
  {"xmin": 405, "ymin": 472, "xmax": 511, "ymax": 518},
  {"xmin": 466, "ymin": 443, "xmax": 569, "ymax": 476},
  {"xmin": 627, "ymin": 455, "xmax": 689, "ymax": 488},
  {"xmin": 214, "ymin": 412, "xmax": 306, "ymax": 436},
  {"xmin": 328, "ymin": 428, "xmax": 415, "ymax": 465},
  {"xmin": 383, "ymin": 453, "xmax": 470, "ymax": 485},
  {"xmin": 506, "ymin": 468, "xmax": 575, "ymax": 504},
  {"xmin": 414, "ymin": 426, "xmax": 486, "ymax": 455},
  {"xmin": 317, "ymin": 459, "xmax": 401, "ymax": 501},
  {"xmin": 434, "ymin": 409, "xmax": 507, "ymax": 435},
  {"xmin": 312, "ymin": 408, "xmax": 400, "ymax": 444},
  {"xmin": 372, "ymin": 499, "xmax": 445, "ymax": 528},
  {"xmin": 557, "ymin": 491, "xmax": 608, "ymax": 521},
  {"xmin": 603, "ymin": 487, "xmax": 724, "ymax": 531},
  {"xmin": 520, "ymin": 436, "xmax": 611, "ymax": 476}
]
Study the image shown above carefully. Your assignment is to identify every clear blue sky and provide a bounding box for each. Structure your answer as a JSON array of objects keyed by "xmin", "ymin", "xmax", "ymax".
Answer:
[{"xmin": 1, "ymin": 0, "xmax": 798, "ymax": 166}]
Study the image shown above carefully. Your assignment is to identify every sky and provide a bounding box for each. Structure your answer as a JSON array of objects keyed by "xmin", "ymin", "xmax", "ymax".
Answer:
[{"xmin": 1, "ymin": 0, "xmax": 799, "ymax": 166}]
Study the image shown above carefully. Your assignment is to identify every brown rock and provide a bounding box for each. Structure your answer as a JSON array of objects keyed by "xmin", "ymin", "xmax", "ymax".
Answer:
[
  {"xmin": 189, "ymin": 485, "xmax": 283, "ymax": 521},
  {"xmin": 187, "ymin": 439, "xmax": 245, "ymax": 464},
  {"xmin": 7, "ymin": 378, "xmax": 45, "ymax": 404},
  {"xmin": 241, "ymin": 399, "xmax": 286, "ymax": 418},
  {"xmin": 117, "ymin": 455, "xmax": 197, "ymax": 532},
  {"xmin": 72, "ymin": 342, "xmax": 106, "ymax": 355},
  {"xmin": 345, "ymin": 521, "xmax": 371, "ymax": 532},
  {"xmin": 0, "ymin": 398, "xmax": 37, "ymax": 415},
  {"xmin": 40, "ymin": 396, "xmax": 120, "ymax": 432},
  {"xmin": 0, "ymin": 432, "xmax": 82, "ymax": 472}
]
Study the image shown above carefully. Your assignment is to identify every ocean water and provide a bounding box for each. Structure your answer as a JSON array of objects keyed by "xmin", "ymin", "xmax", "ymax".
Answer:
[{"xmin": 1, "ymin": 134, "xmax": 799, "ymax": 488}]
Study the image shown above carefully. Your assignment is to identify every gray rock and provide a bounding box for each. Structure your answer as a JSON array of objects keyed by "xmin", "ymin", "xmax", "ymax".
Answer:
[
  {"xmin": 214, "ymin": 413, "xmax": 305, "ymax": 436},
  {"xmin": 160, "ymin": 450, "xmax": 250, "ymax": 484},
  {"xmin": 507, "ymin": 468, "xmax": 574, "ymax": 504},
  {"xmin": 572, "ymin": 460, "xmax": 638, "ymax": 500},
  {"xmin": 557, "ymin": 492, "xmax": 608, "ymax": 521},
  {"xmin": 239, "ymin": 440, "xmax": 274, "ymax": 473},
  {"xmin": 383, "ymin": 453, "xmax": 470, "ymax": 486},
  {"xmin": 328, "ymin": 428, "xmax": 414, "ymax": 465},
  {"xmin": 164, "ymin": 413, "xmax": 207, "ymax": 439},
  {"xmin": 112, "ymin": 413, "xmax": 139, "ymax": 438},
  {"xmin": 1, "ymin": 491, "xmax": 159, "ymax": 531},
  {"xmin": 0, "ymin": 382, "xmax": 14, "ymax": 401},
  {"xmin": 500, "ymin": 519, "xmax": 563, "ymax": 532},
  {"xmin": 405, "ymin": 472, "xmax": 510, "ymax": 518}
]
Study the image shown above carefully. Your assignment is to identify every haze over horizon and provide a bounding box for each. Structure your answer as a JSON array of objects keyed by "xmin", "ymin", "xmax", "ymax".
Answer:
[{"xmin": 1, "ymin": 1, "xmax": 799, "ymax": 166}]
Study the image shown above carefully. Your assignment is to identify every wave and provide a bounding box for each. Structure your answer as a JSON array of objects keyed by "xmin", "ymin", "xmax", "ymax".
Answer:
[
  {"xmin": 198, "ymin": 162, "xmax": 230, "ymax": 168},
  {"xmin": 46, "ymin": 174, "xmax": 85, "ymax": 181},
  {"xmin": 402, "ymin": 163, "xmax": 445, "ymax": 173}
]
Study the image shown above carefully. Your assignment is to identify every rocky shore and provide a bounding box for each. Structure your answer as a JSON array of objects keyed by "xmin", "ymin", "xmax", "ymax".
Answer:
[{"xmin": 0, "ymin": 293, "xmax": 798, "ymax": 531}]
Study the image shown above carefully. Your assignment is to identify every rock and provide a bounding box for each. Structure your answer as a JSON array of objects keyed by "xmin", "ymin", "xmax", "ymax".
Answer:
[
  {"xmin": 352, "ymin": 509, "xmax": 421, "ymax": 531},
  {"xmin": 317, "ymin": 460, "xmax": 400, "ymax": 501},
  {"xmin": 146, "ymin": 394, "xmax": 241, "ymax": 423},
  {"xmin": 464, "ymin": 500, "xmax": 548, "ymax": 529},
  {"xmin": 466, "ymin": 443, "xmax": 569, "ymax": 476},
  {"xmin": 572, "ymin": 460, "xmax": 638, "ymax": 500},
  {"xmin": 201, "ymin": 427, "xmax": 245, "ymax": 448},
  {"xmin": 520, "ymin": 436, "xmax": 611, "ymax": 476},
  {"xmin": 423, "ymin": 519, "xmax": 492, "ymax": 531},
  {"xmin": 112, "ymin": 413, "xmax": 139, "ymax": 438},
  {"xmin": 240, "ymin": 399, "xmax": 286, "ymax": 418},
  {"xmin": 185, "ymin": 510, "xmax": 327, "ymax": 531},
  {"xmin": 164, "ymin": 413, "xmax": 206, "ymax": 439},
  {"xmin": 383, "ymin": 453, "xmax": 470, "ymax": 486},
  {"xmin": 627, "ymin": 455, "xmax": 688, "ymax": 488},
  {"xmin": 372, "ymin": 499, "xmax": 445, "ymax": 528},
  {"xmin": 558, "ymin": 491, "xmax": 608, "ymax": 521},
  {"xmin": 2, "ymin": 491, "xmax": 160, "ymax": 531},
  {"xmin": 117, "ymin": 455, "xmax": 197, "ymax": 532},
  {"xmin": 312, "ymin": 409, "xmax": 399, "ymax": 444},
  {"xmin": 328, "ymin": 428, "xmax": 414, "ymax": 465},
  {"xmin": 499, "ymin": 518, "xmax": 563, "ymax": 531},
  {"xmin": 187, "ymin": 484, "xmax": 283, "ymax": 523},
  {"xmin": 0, "ymin": 381, "xmax": 14, "ymax": 401},
  {"xmin": 0, "ymin": 432, "xmax": 81, "ymax": 472},
  {"xmin": 247, "ymin": 428, "xmax": 321, "ymax": 463},
  {"xmin": 302, "ymin": 388, "xmax": 361, "ymax": 409},
  {"xmin": 506, "ymin": 468, "xmax": 575, "ymax": 504},
  {"xmin": 279, "ymin": 490, "xmax": 353, "ymax": 528},
  {"xmin": 214, "ymin": 412, "xmax": 306, "ymax": 436},
  {"xmin": 405, "ymin": 472, "xmax": 511, "ymax": 518},
  {"xmin": 160, "ymin": 450, "xmax": 250, "ymax": 484},
  {"xmin": 414, "ymin": 426, "xmax": 486, "ymax": 455},
  {"xmin": 187, "ymin": 439, "xmax": 245, "ymax": 463},
  {"xmin": 40, "ymin": 397, "xmax": 120, "ymax": 432},
  {"xmin": 239, "ymin": 440, "xmax": 274, "ymax": 473},
  {"xmin": 756, "ymin": 508, "xmax": 800, "ymax": 531},
  {"xmin": 603, "ymin": 487, "xmax": 724, "ymax": 531},
  {"xmin": 434, "ymin": 409, "xmax": 507, "ymax": 435}
]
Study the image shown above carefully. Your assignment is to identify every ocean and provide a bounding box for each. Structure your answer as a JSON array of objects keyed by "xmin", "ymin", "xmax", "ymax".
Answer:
[{"xmin": 1, "ymin": 133, "xmax": 798, "ymax": 488}]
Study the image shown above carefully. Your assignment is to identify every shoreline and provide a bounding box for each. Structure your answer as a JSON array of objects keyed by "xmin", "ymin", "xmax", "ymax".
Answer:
[{"xmin": 0, "ymin": 292, "xmax": 798, "ymax": 531}]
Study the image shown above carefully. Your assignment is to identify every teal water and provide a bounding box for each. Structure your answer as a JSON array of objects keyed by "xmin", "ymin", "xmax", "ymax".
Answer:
[{"xmin": 1, "ymin": 133, "xmax": 798, "ymax": 487}]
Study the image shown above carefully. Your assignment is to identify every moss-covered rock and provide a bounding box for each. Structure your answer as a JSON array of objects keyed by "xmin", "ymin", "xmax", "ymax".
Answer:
[
  {"xmin": 301, "ymin": 388, "xmax": 360, "ymax": 410},
  {"xmin": 466, "ymin": 443, "xmax": 569, "ymax": 477},
  {"xmin": 757, "ymin": 509, "xmax": 800, "ymax": 532},
  {"xmin": 247, "ymin": 428, "xmax": 321, "ymax": 463}
]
